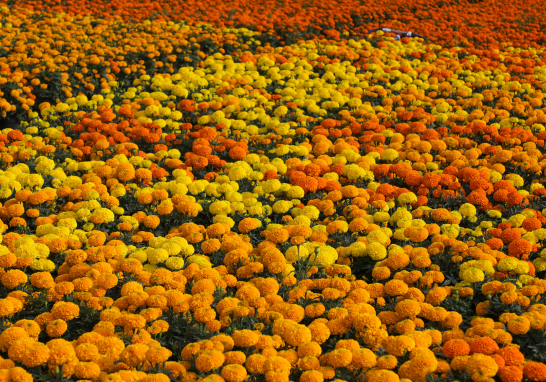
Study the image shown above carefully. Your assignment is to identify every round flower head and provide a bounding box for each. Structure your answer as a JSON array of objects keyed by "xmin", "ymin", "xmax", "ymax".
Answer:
[
  {"xmin": 377, "ymin": 355, "xmax": 398, "ymax": 370},
  {"xmin": 222, "ymin": 364, "xmax": 248, "ymax": 382},
  {"xmin": 384, "ymin": 279, "xmax": 409, "ymax": 296},
  {"xmin": 385, "ymin": 335, "xmax": 415, "ymax": 357},
  {"xmin": 284, "ymin": 324, "xmax": 312, "ymax": 347},
  {"xmin": 8, "ymin": 337, "xmax": 37, "ymax": 362},
  {"xmin": 195, "ymin": 349, "xmax": 225, "ymax": 372},
  {"xmin": 0, "ymin": 327, "xmax": 29, "ymax": 352},
  {"xmin": 499, "ymin": 366, "xmax": 523, "ymax": 382},
  {"xmin": 46, "ymin": 319, "xmax": 68, "ymax": 338},
  {"xmin": 367, "ymin": 242, "xmax": 387, "ymax": 260},
  {"xmin": 351, "ymin": 348, "xmax": 377, "ymax": 369},
  {"xmin": 466, "ymin": 354, "xmax": 498, "ymax": 380},
  {"xmin": 328, "ymin": 348, "xmax": 353, "ymax": 368},
  {"xmin": 241, "ymin": 353, "xmax": 266, "ymax": 374},
  {"xmin": 22, "ymin": 343, "xmax": 50, "ymax": 367},
  {"xmin": 367, "ymin": 369, "xmax": 400, "ymax": 382},
  {"xmin": 524, "ymin": 362, "xmax": 546, "ymax": 381}
]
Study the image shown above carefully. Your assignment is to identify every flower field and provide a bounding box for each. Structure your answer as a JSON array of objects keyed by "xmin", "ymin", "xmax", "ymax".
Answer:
[{"xmin": 3, "ymin": 1, "xmax": 546, "ymax": 382}]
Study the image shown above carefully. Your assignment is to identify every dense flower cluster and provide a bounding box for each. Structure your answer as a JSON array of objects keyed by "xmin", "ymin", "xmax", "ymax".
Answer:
[{"xmin": 2, "ymin": 1, "xmax": 546, "ymax": 382}]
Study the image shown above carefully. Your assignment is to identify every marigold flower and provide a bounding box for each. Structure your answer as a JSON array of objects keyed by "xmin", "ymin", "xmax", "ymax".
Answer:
[
  {"xmin": 284, "ymin": 324, "xmax": 312, "ymax": 347},
  {"xmin": 51, "ymin": 301, "xmax": 80, "ymax": 321},
  {"xmin": 74, "ymin": 361, "xmax": 101, "ymax": 380},
  {"xmin": 146, "ymin": 346, "xmax": 172, "ymax": 365},
  {"xmin": 7, "ymin": 337, "xmax": 36, "ymax": 363},
  {"xmin": 224, "ymin": 351, "xmax": 246, "ymax": 365},
  {"xmin": 1, "ymin": 269, "xmax": 28, "ymax": 289},
  {"xmin": 196, "ymin": 349, "xmax": 225, "ymax": 372},
  {"xmin": 75, "ymin": 343, "xmax": 99, "ymax": 362},
  {"xmin": 508, "ymin": 238, "xmax": 533, "ymax": 258},
  {"xmin": 524, "ymin": 362, "xmax": 546, "ymax": 381},
  {"xmin": 385, "ymin": 335, "xmax": 415, "ymax": 357},
  {"xmin": 377, "ymin": 355, "xmax": 398, "ymax": 370},
  {"xmin": 496, "ymin": 346, "xmax": 524, "ymax": 366},
  {"xmin": 47, "ymin": 339, "xmax": 77, "ymax": 365},
  {"xmin": 22, "ymin": 343, "xmax": 50, "ymax": 367},
  {"xmin": 222, "ymin": 364, "xmax": 248, "ymax": 382},
  {"xmin": 300, "ymin": 370, "xmax": 324, "ymax": 382},
  {"xmin": 384, "ymin": 279, "xmax": 409, "ymax": 296},
  {"xmin": 367, "ymin": 369, "xmax": 400, "ymax": 382},
  {"xmin": 351, "ymin": 348, "xmax": 377, "ymax": 369},
  {"xmin": 507, "ymin": 316, "xmax": 530, "ymax": 335},
  {"xmin": 46, "ymin": 319, "xmax": 68, "ymax": 338},
  {"xmin": 97, "ymin": 336, "xmax": 126, "ymax": 360},
  {"xmin": 470, "ymin": 337, "xmax": 498, "ymax": 355},
  {"xmin": 499, "ymin": 366, "xmax": 523, "ymax": 382},
  {"xmin": 246, "ymin": 354, "xmax": 268, "ymax": 374},
  {"xmin": 327, "ymin": 348, "xmax": 353, "ymax": 368},
  {"xmin": 0, "ymin": 326, "xmax": 29, "ymax": 352},
  {"xmin": 466, "ymin": 354, "xmax": 498, "ymax": 381}
]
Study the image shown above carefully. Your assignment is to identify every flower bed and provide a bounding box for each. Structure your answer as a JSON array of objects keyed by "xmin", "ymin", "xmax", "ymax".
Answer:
[{"xmin": 1, "ymin": 1, "xmax": 546, "ymax": 382}]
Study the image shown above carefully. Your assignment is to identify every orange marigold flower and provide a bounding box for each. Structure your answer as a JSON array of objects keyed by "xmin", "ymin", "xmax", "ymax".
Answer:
[
  {"xmin": 470, "ymin": 337, "xmax": 498, "ymax": 355},
  {"xmin": 327, "ymin": 348, "xmax": 353, "ymax": 368},
  {"xmin": 232, "ymin": 329, "xmax": 260, "ymax": 347},
  {"xmin": 499, "ymin": 365, "xmax": 523, "ymax": 382},
  {"xmin": 22, "ymin": 343, "xmax": 50, "ymax": 367},
  {"xmin": 1, "ymin": 269, "xmax": 28, "ymax": 289},
  {"xmin": 384, "ymin": 279, "xmax": 409, "ymax": 297},
  {"xmin": 508, "ymin": 239, "xmax": 533, "ymax": 258},
  {"xmin": 46, "ymin": 319, "xmax": 68, "ymax": 338},
  {"xmin": 51, "ymin": 301, "xmax": 80, "ymax": 321},
  {"xmin": 522, "ymin": 217, "xmax": 542, "ymax": 231},
  {"xmin": 524, "ymin": 361, "xmax": 546, "ymax": 381},
  {"xmin": 496, "ymin": 346, "xmax": 524, "ymax": 366}
]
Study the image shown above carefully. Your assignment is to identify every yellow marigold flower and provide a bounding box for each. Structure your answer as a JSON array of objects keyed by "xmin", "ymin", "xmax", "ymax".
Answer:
[{"xmin": 461, "ymin": 267, "xmax": 485, "ymax": 283}]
